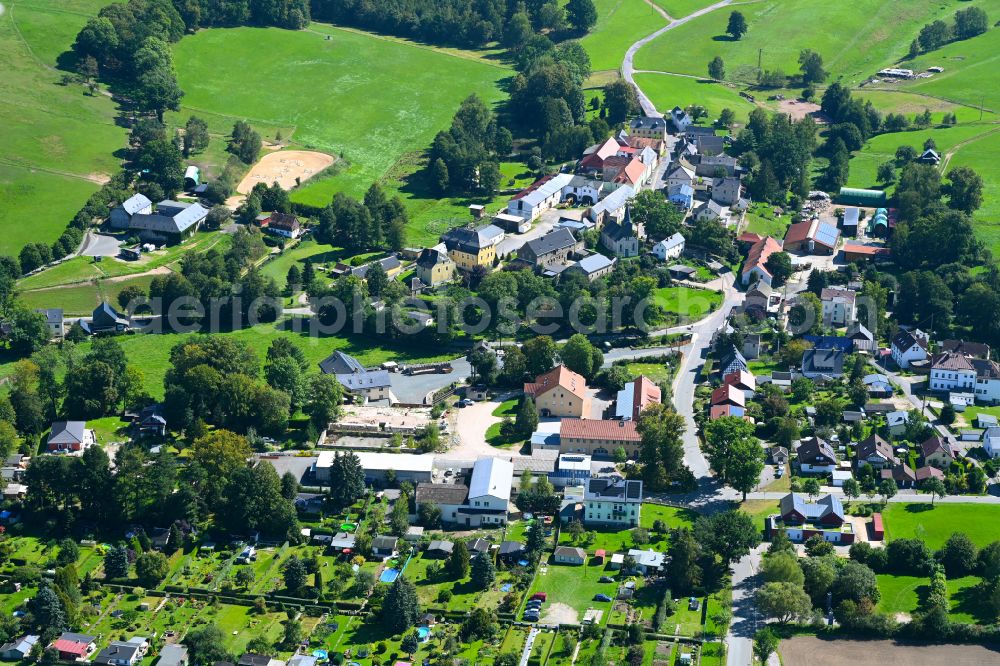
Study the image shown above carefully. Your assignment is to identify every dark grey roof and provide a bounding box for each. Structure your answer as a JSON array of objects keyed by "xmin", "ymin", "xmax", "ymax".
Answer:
[
  {"xmin": 779, "ymin": 493, "xmax": 844, "ymax": 522},
  {"xmin": 629, "ymin": 116, "xmax": 668, "ymax": 131},
  {"xmin": 584, "ymin": 478, "xmax": 642, "ymax": 501},
  {"xmin": 796, "ymin": 437, "xmax": 836, "ymax": 464},
  {"xmin": 415, "ymin": 483, "xmax": 469, "ymax": 505},
  {"xmin": 523, "ymin": 228, "xmax": 577, "ymax": 258},
  {"xmin": 416, "ymin": 247, "xmax": 450, "ymax": 269},
  {"xmin": 48, "ymin": 421, "xmax": 88, "ymax": 445},
  {"xmin": 372, "ymin": 535, "xmax": 398, "ymax": 550},
  {"xmin": 498, "ymin": 541, "xmax": 525, "ymax": 555},
  {"xmin": 131, "ymin": 201, "xmax": 207, "ymax": 234},
  {"xmin": 802, "ymin": 348, "xmax": 846, "ymax": 375},
  {"xmin": 92, "ymin": 301, "xmax": 129, "ymax": 329},
  {"xmin": 441, "ymin": 225, "xmax": 503, "ymax": 254},
  {"xmin": 119, "ymin": 193, "xmax": 152, "ymax": 215},
  {"xmin": 35, "ymin": 308, "xmax": 63, "ymax": 325},
  {"xmin": 318, "ymin": 351, "xmax": 391, "ymax": 389},
  {"xmin": 351, "ymin": 255, "xmax": 401, "ymax": 279},
  {"xmin": 601, "ymin": 206, "xmax": 636, "ymax": 242}
]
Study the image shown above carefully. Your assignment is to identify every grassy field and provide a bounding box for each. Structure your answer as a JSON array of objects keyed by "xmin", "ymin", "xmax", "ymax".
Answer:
[
  {"xmin": 742, "ymin": 202, "xmax": 792, "ymax": 238},
  {"xmin": 169, "ymin": 25, "xmax": 506, "ymax": 245},
  {"xmin": 632, "ymin": 73, "xmax": 756, "ymax": 124},
  {"xmin": 653, "ymin": 0, "xmax": 715, "ymax": 18},
  {"xmin": 876, "ymin": 574, "xmax": 987, "ymax": 622},
  {"xmin": 525, "ymin": 555, "xmax": 616, "ymax": 624},
  {"xmin": 653, "ymin": 286, "xmax": 722, "ymax": 318},
  {"xmin": 882, "ymin": 503, "xmax": 1000, "ymax": 549},
  {"xmin": 624, "ymin": 361, "xmax": 673, "ymax": 383},
  {"xmin": 580, "ymin": 0, "xmax": 667, "ymax": 74},
  {"xmin": 945, "ymin": 127, "xmax": 1000, "ymax": 254},
  {"xmin": 634, "ymin": 0, "xmax": 971, "ymax": 85},
  {"xmin": 0, "ymin": 0, "xmax": 127, "ymax": 256}
]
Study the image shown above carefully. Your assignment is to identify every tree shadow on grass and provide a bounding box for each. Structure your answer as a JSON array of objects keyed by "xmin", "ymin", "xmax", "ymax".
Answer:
[
  {"xmin": 712, "ymin": 35, "xmax": 738, "ymax": 42},
  {"xmin": 904, "ymin": 503, "xmax": 935, "ymax": 513},
  {"xmin": 950, "ymin": 581, "xmax": 996, "ymax": 624}
]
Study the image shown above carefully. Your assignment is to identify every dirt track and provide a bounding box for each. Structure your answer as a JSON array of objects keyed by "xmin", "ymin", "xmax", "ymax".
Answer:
[{"xmin": 781, "ymin": 636, "xmax": 1000, "ymax": 666}]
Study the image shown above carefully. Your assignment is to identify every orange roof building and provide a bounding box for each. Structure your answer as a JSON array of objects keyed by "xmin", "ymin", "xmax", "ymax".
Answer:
[
  {"xmin": 524, "ymin": 365, "xmax": 591, "ymax": 418},
  {"xmin": 560, "ymin": 418, "xmax": 642, "ymax": 456},
  {"xmin": 740, "ymin": 236, "xmax": 783, "ymax": 286}
]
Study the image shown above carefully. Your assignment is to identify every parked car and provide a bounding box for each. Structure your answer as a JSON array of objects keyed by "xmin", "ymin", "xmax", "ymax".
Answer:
[
  {"xmin": 688, "ymin": 597, "xmax": 700, "ymax": 611},
  {"xmin": 599, "ymin": 576, "xmax": 615, "ymax": 583},
  {"xmin": 457, "ymin": 399, "xmax": 474, "ymax": 407},
  {"xmin": 531, "ymin": 592, "xmax": 547, "ymax": 601},
  {"xmin": 594, "ymin": 594, "xmax": 612, "ymax": 602}
]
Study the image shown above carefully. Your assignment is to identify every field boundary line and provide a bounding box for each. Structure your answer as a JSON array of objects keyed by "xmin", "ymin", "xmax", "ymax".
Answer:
[
  {"xmin": 939, "ymin": 125, "xmax": 1000, "ymax": 172},
  {"xmin": 305, "ymin": 23, "xmax": 510, "ymax": 71},
  {"xmin": 0, "ymin": 156, "xmax": 106, "ymax": 184},
  {"xmin": 6, "ymin": 2, "xmax": 55, "ymax": 71},
  {"xmin": 859, "ymin": 85, "xmax": 997, "ymax": 115}
]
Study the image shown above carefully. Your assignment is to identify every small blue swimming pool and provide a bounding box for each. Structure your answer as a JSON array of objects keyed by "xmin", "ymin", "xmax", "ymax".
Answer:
[
  {"xmin": 417, "ymin": 627, "xmax": 430, "ymax": 640},
  {"xmin": 311, "ymin": 650, "xmax": 328, "ymax": 660},
  {"xmin": 500, "ymin": 583, "xmax": 513, "ymax": 592},
  {"xmin": 379, "ymin": 568, "xmax": 401, "ymax": 583}
]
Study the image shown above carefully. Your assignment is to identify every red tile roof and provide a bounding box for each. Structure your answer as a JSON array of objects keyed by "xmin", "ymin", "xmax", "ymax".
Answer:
[
  {"xmin": 843, "ymin": 243, "xmax": 890, "ymax": 257},
  {"xmin": 615, "ymin": 158, "xmax": 647, "ymax": 186},
  {"xmin": 53, "ymin": 640, "xmax": 88, "ymax": 656},
  {"xmin": 724, "ymin": 370, "xmax": 756, "ymax": 391},
  {"xmin": 738, "ymin": 232, "xmax": 763, "ymax": 244},
  {"xmin": 524, "ymin": 365, "xmax": 588, "ymax": 400},
  {"xmin": 783, "ymin": 220, "xmax": 814, "ymax": 244},
  {"xmin": 742, "ymin": 236, "xmax": 782, "ymax": 278},
  {"xmin": 560, "ymin": 418, "xmax": 641, "ymax": 442},
  {"xmin": 632, "ymin": 376, "xmax": 662, "ymax": 419},
  {"xmin": 710, "ymin": 383, "xmax": 746, "ymax": 407}
]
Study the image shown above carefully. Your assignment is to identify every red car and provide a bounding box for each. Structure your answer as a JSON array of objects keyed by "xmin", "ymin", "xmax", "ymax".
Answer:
[{"xmin": 531, "ymin": 592, "xmax": 547, "ymax": 601}]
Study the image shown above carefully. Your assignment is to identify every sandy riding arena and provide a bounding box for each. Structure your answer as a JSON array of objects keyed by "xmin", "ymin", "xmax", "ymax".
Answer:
[
  {"xmin": 235, "ymin": 150, "xmax": 335, "ymax": 194},
  {"xmin": 780, "ymin": 636, "xmax": 1000, "ymax": 666}
]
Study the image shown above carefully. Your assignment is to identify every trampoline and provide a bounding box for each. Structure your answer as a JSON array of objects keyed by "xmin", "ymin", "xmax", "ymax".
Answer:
[
  {"xmin": 379, "ymin": 568, "xmax": 401, "ymax": 583},
  {"xmin": 340, "ymin": 523, "xmax": 357, "ymax": 532}
]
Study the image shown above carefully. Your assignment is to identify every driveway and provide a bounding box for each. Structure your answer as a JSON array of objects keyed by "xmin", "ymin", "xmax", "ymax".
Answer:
[
  {"xmin": 495, "ymin": 207, "xmax": 569, "ymax": 258},
  {"xmin": 80, "ymin": 232, "xmax": 122, "ymax": 257},
  {"xmin": 388, "ymin": 358, "xmax": 471, "ymax": 404},
  {"xmin": 448, "ymin": 397, "xmax": 526, "ymax": 460}
]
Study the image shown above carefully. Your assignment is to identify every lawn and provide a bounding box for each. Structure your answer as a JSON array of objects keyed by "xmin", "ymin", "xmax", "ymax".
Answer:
[
  {"xmin": 632, "ymin": 73, "xmax": 757, "ymax": 125},
  {"xmin": 169, "ymin": 25, "xmax": 507, "ymax": 246},
  {"xmin": 525, "ymin": 556, "xmax": 617, "ymax": 624},
  {"xmin": 653, "ymin": 286, "xmax": 722, "ymax": 319},
  {"xmin": 562, "ymin": 503, "xmax": 697, "ymax": 553},
  {"xmin": 653, "ymin": 0, "xmax": 716, "ymax": 18},
  {"xmin": 580, "ymin": 0, "xmax": 667, "ymax": 73},
  {"xmin": 634, "ymin": 0, "xmax": 966, "ymax": 86},
  {"xmin": 876, "ymin": 574, "xmax": 988, "ymax": 623},
  {"xmin": 259, "ymin": 239, "xmax": 348, "ymax": 291},
  {"xmin": 405, "ymin": 553, "xmax": 513, "ymax": 612},
  {"xmin": 624, "ymin": 361, "xmax": 673, "ymax": 384},
  {"xmin": 882, "ymin": 502, "xmax": 1000, "ymax": 550},
  {"xmin": 72, "ymin": 318, "xmax": 458, "ymax": 399},
  {"xmin": 742, "ymin": 202, "xmax": 791, "ymax": 238},
  {"xmin": 945, "ymin": 127, "xmax": 1000, "ymax": 256},
  {"xmin": 0, "ymin": 0, "xmax": 128, "ymax": 256}
]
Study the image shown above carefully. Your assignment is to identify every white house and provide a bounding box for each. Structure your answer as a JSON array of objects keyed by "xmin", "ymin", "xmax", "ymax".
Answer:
[
  {"xmin": 626, "ymin": 548, "xmax": 666, "ymax": 574},
  {"xmin": 820, "ymin": 288, "xmax": 857, "ymax": 326},
  {"xmin": 984, "ymin": 427, "xmax": 1000, "ymax": 458},
  {"xmin": 653, "ymin": 233, "xmax": 685, "ymax": 262},
  {"xmin": 584, "ymin": 478, "xmax": 642, "ymax": 527},
  {"xmin": 930, "ymin": 351, "xmax": 976, "ymax": 393},
  {"xmin": 891, "ymin": 329, "xmax": 929, "ymax": 369},
  {"xmin": 665, "ymin": 164, "xmax": 695, "ymax": 191},
  {"xmin": 465, "ymin": 456, "xmax": 513, "ymax": 526}
]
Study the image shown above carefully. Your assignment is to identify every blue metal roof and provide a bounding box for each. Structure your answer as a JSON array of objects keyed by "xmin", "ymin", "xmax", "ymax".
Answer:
[{"xmin": 813, "ymin": 222, "xmax": 840, "ymax": 248}]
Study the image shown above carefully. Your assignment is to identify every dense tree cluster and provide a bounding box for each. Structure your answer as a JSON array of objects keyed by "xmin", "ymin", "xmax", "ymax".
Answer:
[
  {"xmin": 732, "ymin": 108, "xmax": 816, "ymax": 204},
  {"xmin": 314, "ymin": 183, "xmax": 408, "ymax": 252},
  {"xmin": 911, "ymin": 7, "xmax": 989, "ymax": 55},
  {"xmin": 429, "ymin": 95, "xmax": 511, "ymax": 196}
]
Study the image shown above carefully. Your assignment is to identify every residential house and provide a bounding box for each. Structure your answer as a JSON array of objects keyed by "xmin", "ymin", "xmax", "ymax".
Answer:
[
  {"xmin": 743, "ymin": 333, "xmax": 762, "ymax": 360},
  {"xmin": 560, "ymin": 419, "xmax": 642, "ymax": 458},
  {"xmin": 711, "ymin": 383, "xmax": 745, "ymax": 408},
  {"xmin": 440, "ymin": 224, "xmax": 503, "ymax": 270},
  {"xmin": 94, "ymin": 638, "xmax": 148, "ymax": 666},
  {"xmin": 578, "ymin": 137, "xmax": 625, "ymax": 177},
  {"xmin": 0, "ymin": 636, "xmax": 39, "ymax": 661},
  {"xmin": 743, "ymin": 283, "xmax": 781, "ymax": 316},
  {"xmin": 711, "ymin": 177, "xmax": 742, "ymax": 206},
  {"xmin": 930, "ymin": 351, "xmax": 976, "ymax": 393},
  {"xmin": 138, "ymin": 404, "xmax": 167, "ymax": 437},
  {"xmin": 626, "ymin": 549, "xmax": 666, "ymax": 575},
  {"xmin": 110, "ymin": 193, "xmax": 153, "ymax": 230},
  {"xmin": 723, "ymin": 370, "xmax": 756, "ymax": 398},
  {"xmin": 697, "ymin": 134, "xmax": 725, "ymax": 156},
  {"xmin": 584, "ymin": 477, "xmax": 642, "ymax": 527},
  {"xmin": 585, "ymin": 183, "xmax": 635, "ymax": 225},
  {"xmin": 81, "ymin": 302, "xmax": 130, "ymax": 335},
  {"xmin": 915, "ymin": 465, "xmax": 945, "ymax": 483},
  {"xmin": 615, "ymin": 376, "xmax": 661, "ymax": 421},
  {"xmin": 524, "ymin": 365, "xmax": 591, "ymax": 418},
  {"xmin": 553, "ymin": 546, "xmax": 587, "ymax": 565},
  {"xmin": 47, "ymin": 421, "xmax": 95, "ymax": 454},
  {"xmin": 652, "ymin": 233, "xmax": 685, "ymax": 262},
  {"xmin": 921, "ymin": 436, "xmax": 954, "ymax": 468},
  {"xmin": 518, "ymin": 228, "xmax": 580, "ymax": 269},
  {"xmin": 863, "ymin": 374, "xmax": 893, "ymax": 398},
  {"xmin": 985, "ymin": 427, "xmax": 1000, "ymax": 458},
  {"xmin": 718, "ymin": 346, "xmax": 749, "ymax": 376},
  {"xmin": 741, "ymin": 236, "xmax": 783, "ymax": 286},
  {"xmin": 821, "ymin": 288, "xmax": 857, "ymax": 326},
  {"xmin": 34, "ymin": 308, "xmax": 64, "ymax": 340},
  {"xmin": 156, "ymin": 645, "xmax": 188, "ymax": 666},
  {"xmin": 315, "ymin": 451, "xmax": 433, "ymax": 485},
  {"xmin": 415, "ymin": 245, "xmax": 455, "ymax": 288},
  {"xmin": 665, "ymin": 164, "xmax": 695, "ymax": 191},
  {"xmin": 600, "ymin": 206, "xmax": 642, "ymax": 258},
  {"xmin": 129, "ymin": 200, "xmax": 207, "ymax": 243},
  {"xmin": 51, "ymin": 633, "xmax": 96, "ymax": 661},
  {"xmin": 463, "ymin": 456, "xmax": 513, "ymax": 526},
  {"xmin": 318, "ymin": 350, "xmax": 391, "ymax": 402},
  {"xmin": 783, "ymin": 219, "xmax": 840, "ymax": 255},
  {"xmin": 507, "ymin": 173, "xmax": 576, "ymax": 220},
  {"xmin": 372, "ymin": 536, "xmax": 398, "ymax": 557},
  {"xmin": 881, "ymin": 463, "xmax": 917, "ymax": 489},
  {"xmin": 294, "ymin": 493, "xmax": 325, "ymax": 515},
  {"xmin": 667, "ymin": 183, "xmax": 694, "ymax": 210},
  {"xmin": 796, "ymin": 437, "xmax": 837, "ymax": 473},
  {"xmin": 941, "ymin": 340, "xmax": 990, "ymax": 359},
  {"xmin": 710, "ymin": 404, "xmax": 748, "ymax": 420},
  {"xmin": 801, "ymin": 348, "xmax": 846, "ymax": 379},
  {"xmin": 629, "ymin": 116, "xmax": 668, "ymax": 141},
  {"xmin": 769, "ymin": 493, "xmax": 852, "ymax": 544},
  {"xmin": 694, "ymin": 154, "xmax": 738, "ymax": 178},
  {"xmin": 918, "ymin": 148, "xmax": 941, "ymax": 165},
  {"xmin": 847, "ymin": 322, "xmax": 876, "ymax": 352},
  {"xmin": 261, "ymin": 212, "xmax": 302, "ymax": 238},
  {"xmin": 855, "ymin": 434, "xmax": 896, "ymax": 469},
  {"xmin": 497, "ymin": 541, "xmax": 526, "ymax": 565},
  {"xmin": 426, "ymin": 540, "xmax": 455, "ymax": 559},
  {"xmin": 693, "ymin": 200, "xmax": 729, "ymax": 224},
  {"xmin": 891, "ymin": 329, "xmax": 929, "ymax": 369},
  {"xmin": 669, "ymin": 106, "xmax": 693, "ymax": 132},
  {"xmin": 886, "ymin": 411, "xmax": 909, "ymax": 436},
  {"xmin": 468, "ymin": 538, "xmax": 491, "ymax": 556},
  {"xmin": 564, "ymin": 253, "xmax": 616, "ymax": 282}
]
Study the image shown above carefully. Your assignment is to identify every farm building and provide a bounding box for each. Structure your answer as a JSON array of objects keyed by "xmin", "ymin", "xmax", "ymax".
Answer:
[{"xmin": 837, "ymin": 187, "xmax": 888, "ymax": 207}]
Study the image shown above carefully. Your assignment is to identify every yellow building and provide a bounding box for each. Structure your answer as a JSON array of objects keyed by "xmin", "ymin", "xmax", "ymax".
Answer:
[
  {"xmin": 440, "ymin": 224, "xmax": 504, "ymax": 271},
  {"xmin": 415, "ymin": 245, "xmax": 456, "ymax": 287},
  {"xmin": 524, "ymin": 365, "xmax": 591, "ymax": 418}
]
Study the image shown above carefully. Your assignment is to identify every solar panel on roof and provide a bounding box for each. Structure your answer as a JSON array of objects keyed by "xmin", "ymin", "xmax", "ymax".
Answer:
[{"xmin": 814, "ymin": 222, "xmax": 840, "ymax": 247}]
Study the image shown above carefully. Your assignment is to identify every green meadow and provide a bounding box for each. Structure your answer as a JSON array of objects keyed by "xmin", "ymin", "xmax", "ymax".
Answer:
[
  {"xmin": 169, "ymin": 25, "xmax": 507, "ymax": 231},
  {"xmin": 632, "ymin": 72, "xmax": 756, "ymax": 122},
  {"xmin": 653, "ymin": 0, "xmax": 716, "ymax": 19},
  {"xmin": 0, "ymin": 0, "xmax": 128, "ymax": 255},
  {"xmin": 580, "ymin": 0, "xmax": 667, "ymax": 74},
  {"xmin": 881, "ymin": 503, "xmax": 1000, "ymax": 550},
  {"xmin": 634, "ymin": 0, "xmax": 974, "ymax": 84}
]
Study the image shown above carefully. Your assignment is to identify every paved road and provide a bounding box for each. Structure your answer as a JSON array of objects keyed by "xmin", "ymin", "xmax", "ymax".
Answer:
[
  {"xmin": 622, "ymin": 0, "xmax": 733, "ymax": 117},
  {"xmin": 728, "ymin": 546, "xmax": 764, "ymax": 666}
]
